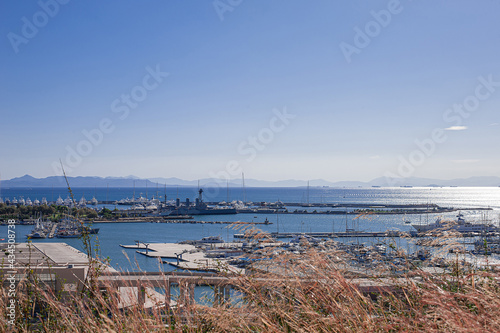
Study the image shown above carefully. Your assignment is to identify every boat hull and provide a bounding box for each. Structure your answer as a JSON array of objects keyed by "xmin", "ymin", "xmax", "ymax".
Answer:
[{"xmin": 412, "ymin": 222, "xmax": 499, "ymax": 234}]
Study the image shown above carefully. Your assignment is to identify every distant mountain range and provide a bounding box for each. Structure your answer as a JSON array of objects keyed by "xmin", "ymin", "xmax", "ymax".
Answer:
[{"xmin": 1, "ymin": 174, "xmax": 500, "ymax": 188}]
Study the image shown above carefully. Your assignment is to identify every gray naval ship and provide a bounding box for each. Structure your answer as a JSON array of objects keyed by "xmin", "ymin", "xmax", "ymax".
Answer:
[{"xmin": 169, "ymin": 189, "xmax": 237, "ymax": 216}]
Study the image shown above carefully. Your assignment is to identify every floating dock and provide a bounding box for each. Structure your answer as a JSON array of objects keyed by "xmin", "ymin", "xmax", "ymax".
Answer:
[
  {"xmin": 268, "ymin": 231, "xmax": 408, "ymax": 239},
  {"xmin": 119, "ymin": 243, "xmax": 243, "ymax": 274},
  {"xmin": 95, "ymin": 219, "xmax": 271, "ymax": 224},
  {"xmin": 48, "ymin": 223, "xmax": 58, "ymax": 238}
]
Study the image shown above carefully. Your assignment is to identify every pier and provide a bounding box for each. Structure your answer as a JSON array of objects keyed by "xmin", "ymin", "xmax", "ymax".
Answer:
[
  {"xmin": 48, "ymin": 223, "xmax": 58, "ymax": 238},
  {"xmin": 268, "ymin": 231, "xmax": 408, "ymax": 239},
  {"xmin": 264, "ymin": 231, "xmax": 499, "ymax": 239},
  {"xmin": 119, "ymin": 242, "xmax": 244, "ymax": 274},
  {"xmin": 96, "ymin": 218, "xmax": 271, "ymax": 225},
  {"xmin": 95, "ymin": 200, "xmax": 492, "ymax": 210}
]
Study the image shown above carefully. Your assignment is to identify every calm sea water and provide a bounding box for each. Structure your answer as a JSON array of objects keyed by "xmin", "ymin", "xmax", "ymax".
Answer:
[
  {"xmin": 1, "ymin": 187, "xmax": 500, "ymax": 271},
  {"xmin": 1, "ymin": 186, "xmax": 500, "ymax": 208}
]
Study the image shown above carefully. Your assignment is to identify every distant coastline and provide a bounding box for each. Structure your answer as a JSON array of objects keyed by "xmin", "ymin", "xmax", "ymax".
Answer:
[{"xmin": 1, "ymin": 174, "xmax": 500, "ymax": 188}]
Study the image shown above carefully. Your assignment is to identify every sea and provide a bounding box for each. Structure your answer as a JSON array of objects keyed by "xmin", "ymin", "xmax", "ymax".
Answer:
[{"xmin": 1, "ymin": 186, "xmax": 500, "ymax": 273}]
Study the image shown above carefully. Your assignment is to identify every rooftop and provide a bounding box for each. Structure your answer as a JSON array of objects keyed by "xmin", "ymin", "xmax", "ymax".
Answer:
[{"xmin": 0, "ymin": 242, "xmax": 116, "ymax": 272}]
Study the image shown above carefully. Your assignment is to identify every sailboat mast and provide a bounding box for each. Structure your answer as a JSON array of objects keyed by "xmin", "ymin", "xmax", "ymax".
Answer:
[
  {"xmin": 276, "ymin": 212, "xmax": 279, "ymax": 234},
  {"xmin": 345, "ymin": 208, "xmax": 348, "ymax": 232},
  {"xmin": 242, "ymin": 173, "xmax": 246, "ymax": 204},
  {"xmin": 307, "ymin": 180, "xmax": 310, "ymax": 205}
]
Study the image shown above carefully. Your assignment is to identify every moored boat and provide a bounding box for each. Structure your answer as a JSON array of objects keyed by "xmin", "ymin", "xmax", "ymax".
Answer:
[{"xmin": 412, "ymin": 212, "xmax": 499, "ymax": 234}]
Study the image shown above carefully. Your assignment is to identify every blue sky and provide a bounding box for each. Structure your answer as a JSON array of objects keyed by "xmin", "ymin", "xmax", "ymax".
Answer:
[{"xmin": 1, "ymin": 0, "xmax": 499, "ymax": 182}]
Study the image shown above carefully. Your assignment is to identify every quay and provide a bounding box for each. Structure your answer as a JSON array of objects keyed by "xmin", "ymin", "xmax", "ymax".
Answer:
[
  {"xmin": 47, "ymin": 223, "xmax": 58, "ymax": 238},
  {"xmin": 119, "ymin": 242, "xmax": 244, "ymax": 274},
  {"xmin": 268, "ymin": 231, "xmax": 408, "ymax": 239},
  {"xmin": 99, "ymin": 201, "xmax": 447, "ymax": 209},
  {"xmin": 98, "ymin": 200, "xmax": 491, "ymax": 215},
  {"xmin": 265, "ymin": 210, "xmax": 454, "ymax": 215},
  {"xmin": 264, "ymin": 231, "xmax": 498, "ymax": 239},
  {"xmin": 95, "ymin": 218, "xmax": 271, "ymax": 225}
]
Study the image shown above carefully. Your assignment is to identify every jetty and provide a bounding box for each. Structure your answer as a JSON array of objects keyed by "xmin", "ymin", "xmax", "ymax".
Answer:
[
  {"xmin": 48, "ymin": 223, "xmax": 58, "ymax": 238},
  {"xmin": 119, "ymin": 242, "xmax": 244, "ymax": 274},
  {"xmin": 94, "ymin": 218, "xmax": 271, "ymax": 225},
  {"xmin": 264, "ymin": 231, "xmax": 498, "ymax": 239},
  {"xmin": 268, "ymin": 231, "xmax": 408, "ymax": 239}
]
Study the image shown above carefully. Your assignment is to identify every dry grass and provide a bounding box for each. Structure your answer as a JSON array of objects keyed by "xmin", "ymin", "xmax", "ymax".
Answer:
[
  {"xmin": 195, "ymin": 247, "xmax": 500, "ymax": 333},
  {"xmin": 1, "ymin": 237, "xmax": 499, "ymax": 332}
]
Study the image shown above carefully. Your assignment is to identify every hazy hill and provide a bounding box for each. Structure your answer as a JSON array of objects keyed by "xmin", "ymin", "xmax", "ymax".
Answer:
[
  {"xmin": 0, "ymin": 175, "xmax": 157, "ymax": 188},
  {"xmin": 1, "ymin": 175, "xmax": 500, "ymax": 188}
]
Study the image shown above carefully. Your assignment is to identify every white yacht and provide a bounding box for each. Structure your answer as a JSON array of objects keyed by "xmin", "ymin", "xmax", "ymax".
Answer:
[
  {"xmin": 412, "ymin": 212, "xmax": 499, "ymax": 234},
  {"xmin": 63, "ymin": 196, "xmax": 72, "ymax": 206},
  {"xmin": 145, "ymin": 204, "xmax": 158, "ymax": 210},
  {"xmin": 131, "ymin": 204, "xmax": 145, "ymax": 210},
  {"xmin": 199, "ymin": 236, "xmax": 224, "ymax": 244},
  {"xmin": 79, "ymin": 196, "xmax": 87, "ymax": 207}
]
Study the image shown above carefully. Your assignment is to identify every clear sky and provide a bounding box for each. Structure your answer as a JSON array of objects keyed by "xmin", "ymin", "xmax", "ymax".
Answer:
[{"xmin": 1, "ymin": 0, "xmax": 499, "ymax": 182}]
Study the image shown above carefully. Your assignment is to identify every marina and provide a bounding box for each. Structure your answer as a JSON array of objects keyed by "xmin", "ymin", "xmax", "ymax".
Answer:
[
  {"xmin": 268, "ymin": 231, "xmax": 406, "ymax": 238},
  {"xmin": 120, "ymin": 241, "xmax": 243, "ymax": 273},
  {"xmin": 1, "ymin": 196, "xmax": 491, "ymax": 216},
  {"xmin": 1, "ymin": 186, "xmax": 500, "ymax": 273},
  {"xmin": 94, "ymin": 217, "xmax": 272, "ymax": 225},
  {"xmin": 3, "ymin": 2, "xmax": 499, "ymax": 329},
  {"xmin": 2, "ymin": 187, "xmax": 500, "ymax": 328},
  {"xmin": 25, "ymin": 217, "xmax": 99, "ymax": 239}
]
